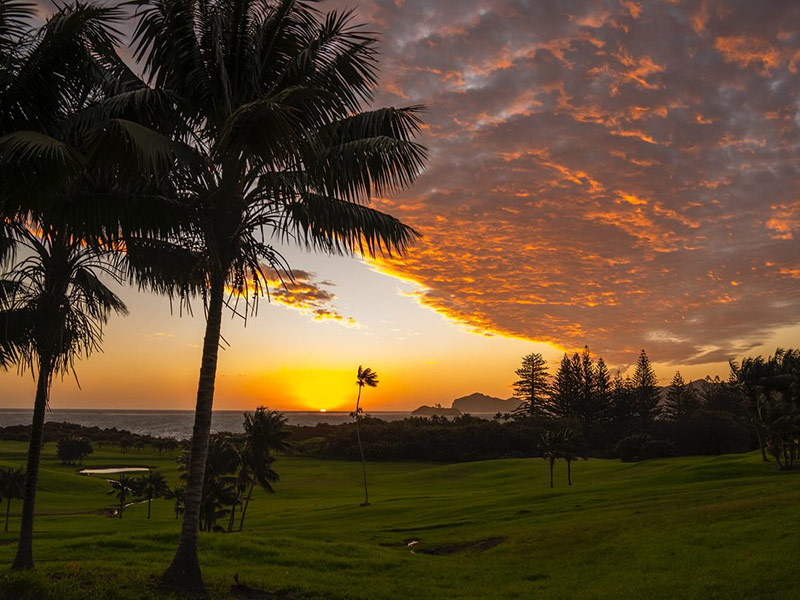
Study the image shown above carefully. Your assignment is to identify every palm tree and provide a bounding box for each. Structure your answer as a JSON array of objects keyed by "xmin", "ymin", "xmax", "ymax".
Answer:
[
  {"xmin": 559, "ymin": 430, "xmax": 587, "ymax": 486},
  {"xmin": 730, "ymin": 356, "xmax": 771, "ymax": 462},
  {"xmin": 126, "ymin": 2, "xmax": 426, "ymax": 591},
  {"xmin": 138, "ymin": 471, "xmax": 169, "ymax": 519},
  {"xmin": 354, "ymin": 365, "xmax": 378, "ymax": 506},
  {"xmin": 238, "ymin": 407, "xmax": 287, "ymax": 531},
  {"xmin": 0, "ymin": 0, "xmax": 174, "ymax": 571},
  {"xmin": 168, "ymin": 485, "xmax": 185, "ymax": 520},
  {"xmin": 108, "ymin": 474, "xmax": 136, "ymax": 519},
  {"xmin": 1, "ymin": 224, "xmax": 127, "ymax": 566},
  {"xmin": 0, "ymin": 467, "xmax": 25, "ymax": 533},
  {"xmin": 538, "ymin": 429, "xmax": 566, "ymax": 488},
  {"xmin": 177, "ymin": 434, "xmax": 238, "ymax": 532}
]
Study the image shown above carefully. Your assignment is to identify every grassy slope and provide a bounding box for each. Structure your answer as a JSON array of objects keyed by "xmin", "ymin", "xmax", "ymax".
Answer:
[{"xmin": 0, "ymin": 441, "xmax": 798, "ymax": 599}]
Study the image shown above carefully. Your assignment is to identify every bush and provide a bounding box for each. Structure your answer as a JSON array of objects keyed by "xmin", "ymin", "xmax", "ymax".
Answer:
[
  {"xmin": 641, "ymin": 439, "xmax": 680, "ymax": 459},
  {"xmin": 617, "ymin": 435, "xmax": 678, "ymax": 462},
  {"xmin": 56, "ymin": 437, "xmax": 93, "ymax": 465}
]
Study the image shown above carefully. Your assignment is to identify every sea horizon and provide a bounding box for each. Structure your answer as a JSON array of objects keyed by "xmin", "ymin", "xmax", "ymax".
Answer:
[{"xmin": 0, "ymin": 407, "xmax": 493, "ymax": 439}]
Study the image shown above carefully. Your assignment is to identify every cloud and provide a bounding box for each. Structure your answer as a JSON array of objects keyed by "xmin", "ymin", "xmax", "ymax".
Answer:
[
  {"xmin": 265, "ymin": 269, "xmax": 358, "ymax": 326},
  {"xmin": 29, "ymin": 0, "xmax": 798, "ymax": 366},
  {"xmin": 345, "ymin": 0, "xmax": 800, "ymax": 365}
]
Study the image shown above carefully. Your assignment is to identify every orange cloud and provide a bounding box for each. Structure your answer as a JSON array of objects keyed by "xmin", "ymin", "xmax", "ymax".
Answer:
[
  {"xmin": 359, "ymin": 0, "xmax": 800, "ymax": 365},
  {"xmin": 265, "ymin": 270, "xmax": 357, "ymax": 326},
  {"xmin": 715, "ymin": 36, "xmax": 783, "ymax": 73}
]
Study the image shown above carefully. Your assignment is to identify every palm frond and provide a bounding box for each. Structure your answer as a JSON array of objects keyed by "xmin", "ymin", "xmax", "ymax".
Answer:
[
  {"xmin": 311, "ymin": 134, "xmax": 427, "ymax": 203},
  {"xmin": 280, "ymin": 192, "xmax": 419, "ymax": 257},
  {"xmin": 85, "ymin": 117, "xmax": 180, "ymax": 177},
  {"xmin": 0, "ymin": 1, "xmax": 35, "ymax": 56},
  {"xmin": 125, "ymin": 236, "xmax": 207, "ymax": 297},
  {"xmin": 71, "ymin": 266, "xmax": 128, "ymax": 318}
]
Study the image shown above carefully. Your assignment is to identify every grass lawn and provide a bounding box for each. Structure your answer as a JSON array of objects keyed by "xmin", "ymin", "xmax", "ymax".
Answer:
[{"xmin": 0, "ymin": 440, "xmax": 798, "ymax": 599}]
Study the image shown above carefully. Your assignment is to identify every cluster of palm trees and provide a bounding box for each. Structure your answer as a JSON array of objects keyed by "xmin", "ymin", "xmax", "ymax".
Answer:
[
  {"xmin": 731, "ymin": 349, "xmax": 800, "ymax": 470},
  {"xmin": 0, "ymin": 0, "xmax": 425, "ymax": 592},
  {"xmin": 537, "ymin": 429, "xmax": 586, "ymax": 488},
  {"xmin": 177, "ymin": 408, "xmax": 289, "ymax": 532},
  {"xmin": 108, "ymin": 470, "xmax": 169, "ymax": 519}
]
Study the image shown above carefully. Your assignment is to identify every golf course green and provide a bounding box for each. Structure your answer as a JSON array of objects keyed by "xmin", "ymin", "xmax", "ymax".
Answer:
[{"xmin": 0, "ymin": 440, "xmax": 798, "ymax": 599}]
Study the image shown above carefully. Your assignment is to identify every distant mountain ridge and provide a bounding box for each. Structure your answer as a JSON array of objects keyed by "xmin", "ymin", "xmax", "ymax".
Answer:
[
  {"xmin": 452, "ymin": 392, "xmax": 523, "ymax": 413},
  {"xmin": 411, "ymin": 392, "xmax": 523, "ymax": 416}
]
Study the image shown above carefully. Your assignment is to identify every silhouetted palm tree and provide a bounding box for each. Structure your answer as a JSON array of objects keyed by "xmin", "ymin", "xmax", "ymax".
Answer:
[
  {"xmin": 559, "ymin": 430, "xmax": 587, "ymax": 486},
  {"xmin": 354, "ymin": 366, "xmax": 378, "ymax": 506},
  {"xmin": 0, "ymin": 467, "xmax": 25, "ymax": 533},
  {"xmin": 125, "ymin": 1, "xmax": 426, "ymax": 591},
  {"xmin": 238, "ymin": 408, "xmax": 287, "ymax": 531},
  {"xmin": 168, "ymin": 485, "xmax": 186, "ymax": 520},
  {"xmin": 108, "ymin": 475, "xmax": 136, "ymax": 519},
  {"xmin": 538, "ymin": 429, "xmax": 566, "ymax": 488},
  {"xmin": 0, "ymin": 0, "xmax": 173, "ymax": 570},
  {"xmin": 730, "ymin": 356, "xmax": 771, "ymax": 462},
  {"xmin": 138, "ymin": 471, "xmax": 169, "ymax": 519},
  {"xmin": 177, "ymin": 434, "xmax": 238, "ymax": 532},
  {"xmin": 1, "ymin": 225, "xmax": 127, "ymax": 564}
]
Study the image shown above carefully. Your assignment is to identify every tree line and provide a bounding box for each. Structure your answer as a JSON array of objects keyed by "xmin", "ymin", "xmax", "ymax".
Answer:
[
  {"xmin": 0, "ymin": 0, "xmax": 426, "ymax": 591},
  {"xmin": 513, "ymin": 345, "xmax": 800, "ymax": 468},
  {"xmin": 302, "ymin": 347, "xmax": 798, "ymax": 469}
]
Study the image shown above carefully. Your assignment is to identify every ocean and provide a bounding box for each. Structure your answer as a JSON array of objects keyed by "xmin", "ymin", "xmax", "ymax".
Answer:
[{"xmin": 0, "ymin": 409, "xmax": 418, "ymax": 440}]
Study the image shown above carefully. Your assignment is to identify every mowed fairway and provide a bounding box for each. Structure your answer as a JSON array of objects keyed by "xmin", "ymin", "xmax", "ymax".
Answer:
[{"xmin": 0, "ymin": 441, "xmax": 798, "ymax": 599}]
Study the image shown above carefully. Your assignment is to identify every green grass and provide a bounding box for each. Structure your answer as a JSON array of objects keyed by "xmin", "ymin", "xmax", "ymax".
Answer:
[{"xmin": 0, "ymin": 441, "xmax": 798, "ymax": 599}]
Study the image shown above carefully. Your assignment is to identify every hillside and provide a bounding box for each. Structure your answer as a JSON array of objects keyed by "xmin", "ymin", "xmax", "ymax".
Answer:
[{"xmin": 1, "ymin": 441, "xmax": 798, "ymax": 599}]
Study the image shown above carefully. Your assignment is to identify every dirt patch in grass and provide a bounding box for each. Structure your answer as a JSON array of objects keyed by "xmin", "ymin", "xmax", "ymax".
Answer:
[{"xmin": 415, "ymin": 536, "xmax": 505, "ymax": 555}]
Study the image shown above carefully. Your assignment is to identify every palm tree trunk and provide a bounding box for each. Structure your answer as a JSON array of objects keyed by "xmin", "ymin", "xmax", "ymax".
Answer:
[
  {"xmin": 567, "ymin": 460, "xmax": 572, "ymax": 486},
  {"xmin": 355, "ymin": 386, "xmax": 369, "ymax": 506},
  {"xmin": 11, "ymin": 354, "xmax": 52, "ymax": 571},
  {"xmin": 5, "ymin": 497, "xmax": 10, "ymax": 533},
  {"xmin": 161, "ymin": 273, "xmax": 226, "ymax": 593},
  {"xmin": 549, "ymin": 459, "xmax": 554, "ymax": 488},
  {"xmin": 147, "ymin": 497, "xmax": 152, "ymax": 519},
  {"xmin": 753, "ymin": 423, "xmax": 768, "ymax": 462},
  {"xmin": 119, "ymin": 497, "xmax": 123, "ymax": 519},
  {"xmin": 228, "ymin": 500, "xmax": 236, "ymax": 533},
  {"xmin": 238, "ymin": 482, "xmax": 254, "ymax": 532}
]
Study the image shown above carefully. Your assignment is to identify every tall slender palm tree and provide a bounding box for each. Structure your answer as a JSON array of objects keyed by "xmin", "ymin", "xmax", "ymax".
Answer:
[
  {"xmin": 0, "ymin": 466, "xmax": 25, "ymax": 533},
  {"xmin": 354, "ymin": 365, "xmax": 378, "ymax": 506},
  {"xmin": 0, "ymin": 1, "xmax": 174, "ymax": 570},
  {"xmin": 126, "ymin": 2, "xmax": 426, "ymax": 591},
  {"xmin": 1, "ymin": 224, "xmax": 127, "ymax": 567}
]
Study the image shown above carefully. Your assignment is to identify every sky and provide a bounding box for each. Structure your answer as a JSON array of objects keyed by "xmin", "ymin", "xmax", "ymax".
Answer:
[{"xmin": 2, "ymin": 0, "xmax": 799, "ymax": 411}]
